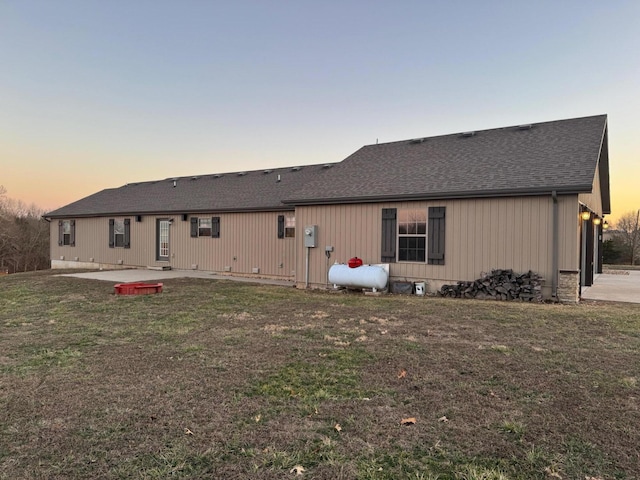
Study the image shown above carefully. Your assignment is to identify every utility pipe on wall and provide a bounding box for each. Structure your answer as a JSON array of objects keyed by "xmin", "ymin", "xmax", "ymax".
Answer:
[
  {"xmin": 552, "ymin": 190, "xmax": 559, "ymax": 298},
  {"xmin": 305, "ymin": 246, "xmax": 310, "ymax": 288}
]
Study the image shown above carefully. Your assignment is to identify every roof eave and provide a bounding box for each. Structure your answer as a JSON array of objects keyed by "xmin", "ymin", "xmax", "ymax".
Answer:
[{"xmin": 44, "ymin": 205, "xmax": 294, "ymax": 219}]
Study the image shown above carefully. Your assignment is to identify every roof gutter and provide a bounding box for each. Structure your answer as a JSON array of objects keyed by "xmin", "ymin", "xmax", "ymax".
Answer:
[
  {"xmin": 283, "ymin": 184, "xmax": 594, "ymax": 206},
  {"xmin": 44, "ymin": 205, "xmax": 295, "ymax": 219}
]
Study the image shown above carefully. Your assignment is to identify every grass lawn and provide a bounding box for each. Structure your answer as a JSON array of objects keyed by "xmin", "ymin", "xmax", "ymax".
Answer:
[{"xmin": 1, "ymin": 271, "xmax": 639, "ymax": 479}]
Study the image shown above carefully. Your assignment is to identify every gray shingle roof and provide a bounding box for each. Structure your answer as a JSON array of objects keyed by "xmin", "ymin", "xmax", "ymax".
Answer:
[
  {"xmin": 46, "ymin": 164, "xmax": 336, "ymax": 218},
  {"xmin": 284, "ymin": 115, "xmax": 609, "ymax": 207},
  {"xmin": 46, "ymin": 114, "xmax": 609, "ymax": 218}
]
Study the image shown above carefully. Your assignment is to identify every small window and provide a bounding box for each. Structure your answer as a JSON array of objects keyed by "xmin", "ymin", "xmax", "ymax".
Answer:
[
  {"xmin": 285, "ymin": 215, "xmax": 295, "ymax": 238},
  {"xmin": 58, "ymin": 219, "xmax": 76, "ymax": 246},
  {"xmin": 62, "ymin": 220, "xmax": 72, "ymax": 246},
  {"xmin": 398, "ymin": 209, "xmax": 426, "ymax": 262},
  {"xmin": 114, "ymin": 220, "xmax": 125, "ymax": 247},
  {"xmin": 198, "ymin": 218, "xmax": 212, "ymax": 237}
]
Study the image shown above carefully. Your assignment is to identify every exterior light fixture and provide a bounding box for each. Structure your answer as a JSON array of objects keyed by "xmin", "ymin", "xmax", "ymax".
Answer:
[
  {"xmin": 580, "ymin": 211, "xmax": 591, "ymax": 221},
  {"xmin": 593, "ymin": 218, "xmax": 601, "ymax": 226},
  {"xmin": 603, "ymin": 221, "xmax": 609, "ymax": 230}
]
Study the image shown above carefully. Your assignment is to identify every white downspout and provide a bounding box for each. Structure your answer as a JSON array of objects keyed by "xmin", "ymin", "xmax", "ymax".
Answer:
[{"xmin": 552, "ymin": 191, "xmax": 559, "ymax": 298}]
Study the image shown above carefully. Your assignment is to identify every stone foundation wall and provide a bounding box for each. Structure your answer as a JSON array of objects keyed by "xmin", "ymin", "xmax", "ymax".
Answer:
[{"xmin": 558, "ymin": 270, "xmax": 580, "ymax": 304}]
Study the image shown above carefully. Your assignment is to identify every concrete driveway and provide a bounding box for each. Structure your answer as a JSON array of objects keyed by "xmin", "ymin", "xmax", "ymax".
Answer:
[
  {"xmin": 58, "ymin": 269, "xmax": 294, "ymax": 287},
  {"xmin": 581, "ymin": 270, "xmax": 640, "ymax": 304}
]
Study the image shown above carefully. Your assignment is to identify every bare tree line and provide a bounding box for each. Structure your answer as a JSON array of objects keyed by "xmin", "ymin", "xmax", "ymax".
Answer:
[
  {"xmin": 611, "ymin": 209, "xmax": 640, "ymax": 265},
  {"xmin": 0, "ymin": 186, "xmax": 50, "ymax": 273}
]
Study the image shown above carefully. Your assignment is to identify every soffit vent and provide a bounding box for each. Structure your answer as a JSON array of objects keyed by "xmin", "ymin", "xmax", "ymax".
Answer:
[
  {"xmin": 322, "ymin": 164, "xmax": 333, "ymax": 169},
  {"xmin": 460, "ymin": 131, "xmax": 476, "ymax": 138},
  {"xmin": 237, "ymin": 172, "xmax": 247, "ymax": 176},
  {"xmin": 409, "ymin": 138, "xmax": 426, "ymax": 144},
  {"xmin": 263, "ymin": 169, "xmax": 273, "ymax": 174},
  {"xmin": 190, "ymin": 176, "xmax": 200, "ymax": 181},
  {"xmin": 213, "ymin": 174, "xmax": 224, "ymax": 179},
  {"xmin": 291, "ymin": 166, "xmax": 302, "ymax": 171},
  {"xmin": 517, "ymin": 124, "xmax": 533, "ymax": 130}
]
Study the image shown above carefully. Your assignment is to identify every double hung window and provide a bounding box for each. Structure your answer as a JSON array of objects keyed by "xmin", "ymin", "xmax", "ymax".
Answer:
[
  {"xmin": 109, "ymin": 218, "xmax": 131, "ymax": 248},
  {"xmin": 58, "ymin": 220, "xmax": 75, "ymax": 246},
  {"xmin": 380, "ymin": 207, "xmax": 446, "ymax": 264},
  {"xmin": 398, "ymin": 209, "xmax": 427, "ymax": 262},
  {"xmin": 198, "ymin": 218, "xmax": 212, "ymax": 237}
]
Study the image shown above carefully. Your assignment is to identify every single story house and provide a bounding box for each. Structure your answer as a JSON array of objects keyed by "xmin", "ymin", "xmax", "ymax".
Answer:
[{"xmin": 46, "ymin": 114, "xmax": 610, "ymax": 303}]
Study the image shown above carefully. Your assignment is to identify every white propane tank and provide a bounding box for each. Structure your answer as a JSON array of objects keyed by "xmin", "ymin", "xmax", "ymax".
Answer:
[{"xmin": 328, "ymin": 263, "xmax": 388, "ymax": 291}]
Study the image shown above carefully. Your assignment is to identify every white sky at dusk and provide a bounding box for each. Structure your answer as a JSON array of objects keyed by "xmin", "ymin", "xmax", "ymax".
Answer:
[{"xmin": 1, "ymin": 1, "xmax": 639, "ymax": 223}]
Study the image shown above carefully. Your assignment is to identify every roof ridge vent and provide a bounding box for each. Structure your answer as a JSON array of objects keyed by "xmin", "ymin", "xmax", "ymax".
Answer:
[
  {"xmin": 517, "ymin": 124, "xmax": 533, "ymax": 130},
  {"xmin": 409, "ymin": 138, "xmax": 425, "ymax": 144},
  {"xmin": 460, "ymin": 131, "xmax": 476, "ymax": 138}
]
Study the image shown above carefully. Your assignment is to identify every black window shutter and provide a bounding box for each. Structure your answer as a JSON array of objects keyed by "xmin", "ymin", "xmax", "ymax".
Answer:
[
  {"xmin": 381, "ymin": 208, "xmax": 397, "ymax": 263},
  {"xmin": 58, "ymin": 220, "xmax": 64, "ymax": 246},
  {"xmin": 428, "ymin": 207, "xmax": 446, "ymax": 265},
  {"xmin": 109, "ymin": 219, "xmax": 115, "ymax": 248},
  {"xmin": 212, "ymin": 216, "xmax": 220, "ymax": 238},
  {"xmin": 70, "ymin": 220, "xmax": 76, "ymax": 247},
  {"xmin": 277, "ymin": 215, "xmax": 285, "ymax": 239},
  {"xmin": 190, "ymin": 217, "xmax": 198, "ymax": 237},
  {"xmin": 124, "ymin": 218, "xmax": 131, "ymax": 248}
]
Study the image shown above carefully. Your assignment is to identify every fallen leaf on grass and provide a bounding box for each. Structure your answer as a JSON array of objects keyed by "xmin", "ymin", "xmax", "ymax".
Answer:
[
  {"xmin": 400, "ymin": 417, "xmax": 416, "ymax": 425},
  {"xmin": 334, "ymin": 423, "xmax": 342, "ymax": 432},
  {"xmin": 290, "ymin": 465, "xmax": 306, "ymax": 475},
  {"xmin": 438, "ymin": 416, "xmax": 449, "ymax": 422},
  {"xmin": 544, "ymin": 466, "xmax": 562, "ymax": 478},
  {"xmin": 397, "ymin": 369, "xmax": 407, "ymax": 379},
  {"xmin": 254, "ymin": 414, "xmax": 261, "ymax": 422},
  {"xmin": 184, "ymin": 428, "xmax": 193, "ymax": 435}
]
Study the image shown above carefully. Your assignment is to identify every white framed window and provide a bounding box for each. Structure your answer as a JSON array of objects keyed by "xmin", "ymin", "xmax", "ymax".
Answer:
[
  {"xmin": 285, "ymin": 215, "xmax": 295, "ymax": 238},
  {"xmin": 114, "ymin": 220, "xmax": 125, "ymax": 247},
  {"xmin": 62, "ymin": 220, "xmax": 71, "ymax": 245},
  {"xmin": 398, "ymin": 209, "xmax": 426, "ymax": 262},
  {"xmin": 198, "ymin": 217, "xmax": 212, "ymax": 237}
]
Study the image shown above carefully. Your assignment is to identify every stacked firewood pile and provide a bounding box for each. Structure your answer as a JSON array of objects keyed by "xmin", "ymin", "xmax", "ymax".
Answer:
[{"xmin": 439, "ymin": 269, "xmax": 543, "ymax": 301}]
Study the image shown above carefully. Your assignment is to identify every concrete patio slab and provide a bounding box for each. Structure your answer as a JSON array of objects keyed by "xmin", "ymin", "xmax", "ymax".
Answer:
[
  {"xmin": 58, "ymin": 269, "xmax": 295, "ymax": 287},
  {"xmin": 581, "ymin": 270, "xmax": 640, "ymax": 304}
]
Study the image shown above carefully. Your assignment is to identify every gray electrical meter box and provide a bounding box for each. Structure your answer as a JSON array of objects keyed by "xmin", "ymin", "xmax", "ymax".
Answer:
[{"xmin": 303, "ymin": 225, "xmax": 318, "ymax": 248}]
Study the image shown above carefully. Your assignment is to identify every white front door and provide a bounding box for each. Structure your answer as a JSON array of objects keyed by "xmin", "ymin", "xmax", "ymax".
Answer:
[{"xmin": 157, "ymin": 219, "xmax": 170, "ymax": 261}]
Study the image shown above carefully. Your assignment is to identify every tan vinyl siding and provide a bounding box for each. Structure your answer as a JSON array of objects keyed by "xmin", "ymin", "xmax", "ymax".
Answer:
[
  {"xmin": 50, "ymin": 211, "xmax": 296, "ymax": 279},
  {"xmin": 578, "ymin": 161, "xmax": 603, "ymax": 216},
  {"xmin": 296, "ymin": 195, "xmax": 580, "ymax": 296},
  {"xmin": 558, "ymin": 197, "xmax": 580, "ymax": 271}
]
